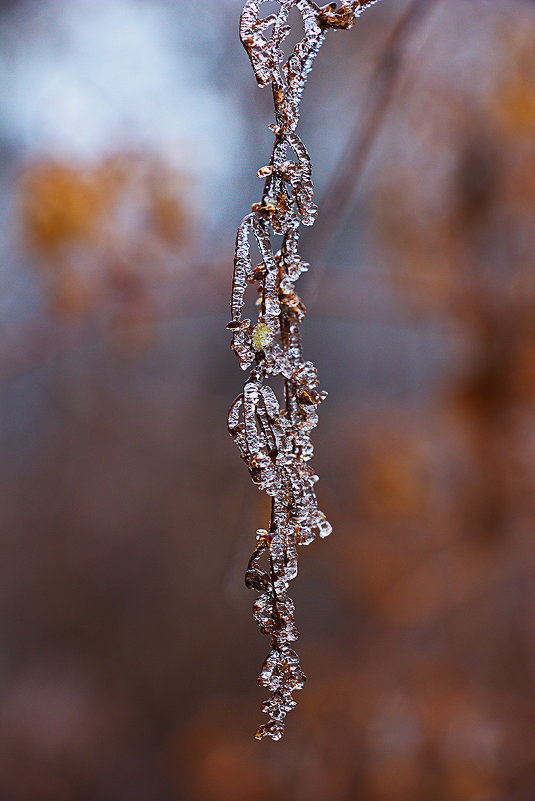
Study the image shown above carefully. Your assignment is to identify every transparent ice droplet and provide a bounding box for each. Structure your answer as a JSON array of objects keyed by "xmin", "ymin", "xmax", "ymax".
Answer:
[{"xmin": 255, "ymin": 719, "xmax": 284, "ymax": 741}]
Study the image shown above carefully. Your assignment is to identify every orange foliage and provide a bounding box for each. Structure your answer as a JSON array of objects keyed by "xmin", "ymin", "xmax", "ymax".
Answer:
[{"xmin": 19, "ymin": 154, "xmax": 193, "ymax": 321}]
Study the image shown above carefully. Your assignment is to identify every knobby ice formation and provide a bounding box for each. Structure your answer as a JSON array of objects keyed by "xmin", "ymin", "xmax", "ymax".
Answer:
[{"xmin": 227, "ymin": 0, "xmax": 382, "ymax": 741}]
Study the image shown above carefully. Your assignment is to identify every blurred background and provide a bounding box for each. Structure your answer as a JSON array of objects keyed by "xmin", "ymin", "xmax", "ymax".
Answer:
[{"xmin": 1, "ymin": 0, "xmax": 535, "ymax": 798}]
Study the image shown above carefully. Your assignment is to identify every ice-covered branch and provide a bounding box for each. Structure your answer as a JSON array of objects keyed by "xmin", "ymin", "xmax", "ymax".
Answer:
[{"xmin": 228, "ymin": 0, "xmax": 382, "ymax": 741}]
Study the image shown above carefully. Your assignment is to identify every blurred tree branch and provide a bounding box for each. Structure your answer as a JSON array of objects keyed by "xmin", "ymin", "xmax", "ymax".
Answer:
[{"xmin": 306, "ymin": 0, "xmax": 436, "ymax": 262}]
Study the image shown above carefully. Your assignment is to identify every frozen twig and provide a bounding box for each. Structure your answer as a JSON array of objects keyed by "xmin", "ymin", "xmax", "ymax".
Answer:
[{"xmin": 227, "ymin": 0, "xmax": 382, "ymax": 741}]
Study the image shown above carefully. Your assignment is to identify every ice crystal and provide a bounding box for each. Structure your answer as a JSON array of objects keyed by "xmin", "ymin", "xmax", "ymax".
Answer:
[{"xmin": 228, "ymin": 0, "xmax": 383, "ymax": 741}]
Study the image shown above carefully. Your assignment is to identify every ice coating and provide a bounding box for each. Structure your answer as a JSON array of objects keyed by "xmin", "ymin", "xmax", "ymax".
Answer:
[{"xmin": 229, "ymin": 0, "xmax": 381, "ymax": 741}]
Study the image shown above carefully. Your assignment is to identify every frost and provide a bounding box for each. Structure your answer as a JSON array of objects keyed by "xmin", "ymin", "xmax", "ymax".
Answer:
[{"xmin": 228, "ymin": 0, "xmax": 383, "ymax": 741}]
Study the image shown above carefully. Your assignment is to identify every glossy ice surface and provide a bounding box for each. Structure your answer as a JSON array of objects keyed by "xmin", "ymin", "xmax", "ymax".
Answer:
[{"xmin": 228, "ymin": 0, "xmax": 382, "ymax": 740}]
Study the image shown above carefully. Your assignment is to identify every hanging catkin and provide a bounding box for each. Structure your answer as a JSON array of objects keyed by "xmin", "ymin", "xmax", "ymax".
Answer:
[{"xmin": 227, "ymin": 0, "xmax": 383, "ymax": 741}]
